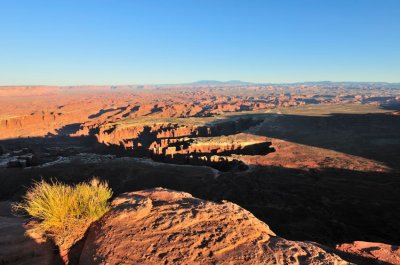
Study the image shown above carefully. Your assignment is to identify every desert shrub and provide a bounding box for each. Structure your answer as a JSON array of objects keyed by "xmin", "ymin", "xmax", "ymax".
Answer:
[{"xmin": 13, "ymin": 178, "xmax": 112, "ymax": 251}]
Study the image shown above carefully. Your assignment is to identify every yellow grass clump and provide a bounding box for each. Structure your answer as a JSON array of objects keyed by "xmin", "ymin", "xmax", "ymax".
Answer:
[{"xmin": 13, "ymin": 178, "xmax": 112, "ymax": 251}]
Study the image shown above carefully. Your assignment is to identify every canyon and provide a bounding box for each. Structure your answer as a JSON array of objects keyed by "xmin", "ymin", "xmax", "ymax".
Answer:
[{"xmin": 0, "ymin": 84, "xmax": 399, "ymax": 264}]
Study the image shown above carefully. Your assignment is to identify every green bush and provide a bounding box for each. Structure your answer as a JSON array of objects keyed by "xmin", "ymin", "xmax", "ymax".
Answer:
[{"xmin": 13, "ymin": 178, "xmax": 112, "ymax": 250}]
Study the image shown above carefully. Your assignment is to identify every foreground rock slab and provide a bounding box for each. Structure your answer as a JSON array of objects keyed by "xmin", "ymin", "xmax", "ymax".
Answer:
[{"xmin": 80, "ymin": 188, "xmax": 348, "ymax": 265}]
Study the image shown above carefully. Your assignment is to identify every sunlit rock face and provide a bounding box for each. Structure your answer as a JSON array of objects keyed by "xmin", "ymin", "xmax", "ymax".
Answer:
[
  {"xmin": 336, "ymin": 241, "xmax": 400, "ymax": 265},
  {"xmin": 80, "ymin": 188, "xmax": 349, "ymax": 265}
]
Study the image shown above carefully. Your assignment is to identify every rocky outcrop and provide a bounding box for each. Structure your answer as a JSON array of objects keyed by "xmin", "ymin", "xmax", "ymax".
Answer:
[
  {"xmin": 0, "ymin": 148, "xmax": 38, "ymax": 168},
  {"xmin": 0, "ymin": 112, "xmax": 61, "ymax": 139},
  {"xmin": 80, "ymin": 188, "xmax": 349, "ymax": 265},
  {"xmin": 2, "ymin": 189, "xmax": 398, "ymax": 264},
  {"xmin": 336, "ymin": 241, "xmax": 400, "ymax": 265},
  {"xmin": 149, "ymin": 133, "xmax": 274, "ymax": 171},
  {"xmin": 99, "ymin": 124, "xmax": 208, "ymax": 147},
  {"xmin": 78, "ymin": 114, "xmax": 273, "ymax": 171}
]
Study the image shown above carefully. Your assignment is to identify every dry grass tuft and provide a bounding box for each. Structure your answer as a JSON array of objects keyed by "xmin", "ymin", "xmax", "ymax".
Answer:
[{"xmin": 13, "ymin": 178, "xmax": 112, "ymax": 251}]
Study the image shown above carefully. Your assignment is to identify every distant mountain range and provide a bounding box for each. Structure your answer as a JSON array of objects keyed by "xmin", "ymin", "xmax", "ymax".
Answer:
[
  {"xmin": 285, "ymin": 81, "xmax": 400, "ymax": 86},
  {"xmin": 2, "ymin": 81, "xmax": 399, "ymax": 88},
  {"xmin": 187, "ymin": 80, "xmax": 253, "ymax": 85},
  {"xmin": 182, "ymin": 80, "xmax": 400, "ymax": 86}
]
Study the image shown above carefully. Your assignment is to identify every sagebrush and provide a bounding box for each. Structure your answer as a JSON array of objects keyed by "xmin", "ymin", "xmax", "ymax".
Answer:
[{"xmin": 13, "ymin": 178, "xmax": 112, "ymax": 250}]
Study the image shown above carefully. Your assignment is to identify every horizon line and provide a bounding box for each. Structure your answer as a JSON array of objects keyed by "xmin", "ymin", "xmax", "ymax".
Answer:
[{"xmin": 1, "ymin": 80, "xmax": 400, "ymax": 87}]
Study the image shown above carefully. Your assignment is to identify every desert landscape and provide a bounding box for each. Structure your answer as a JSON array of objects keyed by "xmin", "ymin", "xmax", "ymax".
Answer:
[
  {"xmin": 1, "ymin": 83, "xmax": 399, "ymax": 264},
  {"xmin": 1, "ymin": 1, "xmax": 400, "ymax": 264}
]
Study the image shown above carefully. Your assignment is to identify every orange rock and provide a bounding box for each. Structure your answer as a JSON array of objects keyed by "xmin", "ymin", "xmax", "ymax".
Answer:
[
  {"xmin": 80, "ymin": 188, "xmax": 349, "ymax": 265},
  {"xmin": 337, "ymin": 241, "xmax": 400, "ymax": 265}
]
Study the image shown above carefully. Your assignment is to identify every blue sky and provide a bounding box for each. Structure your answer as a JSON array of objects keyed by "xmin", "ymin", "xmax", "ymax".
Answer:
[{"xmin": 1, "ymin": 0, "xmax": 399, "ymax": 85}]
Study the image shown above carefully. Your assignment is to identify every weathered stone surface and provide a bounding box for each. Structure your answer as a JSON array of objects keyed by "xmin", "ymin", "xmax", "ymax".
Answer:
[
  {"xmin": 80, "ymin": 188, "xmax": 348, "ymax": 265},
  {"xmin": 337, "ymin": 241, "xmax": 400, "ymax": 265}
]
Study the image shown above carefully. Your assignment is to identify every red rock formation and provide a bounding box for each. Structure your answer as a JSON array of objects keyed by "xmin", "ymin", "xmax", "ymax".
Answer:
[
  {"xmin": 1, "ymin": 85, "xmax": 398, "ymax": 140},
  {"xmin": 92, "ymin": 123, "xmax": 213, "ymax": 149},
  {"xmin": 337, "ymin": 241, "xmax": 400, "ymax": 265},
  {"xmin": 79, "ymin": 188, "xmax": 349, "ymax": 265},
  {"xmin": 239, "ymin": 137, "xmax": 390, "ymax": 172}
]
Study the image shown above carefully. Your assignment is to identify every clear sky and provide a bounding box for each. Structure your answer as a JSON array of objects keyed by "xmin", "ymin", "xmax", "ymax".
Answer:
[{"xmin": 1, "ymin": 0, "xmax": 399, "ymax": 85}]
